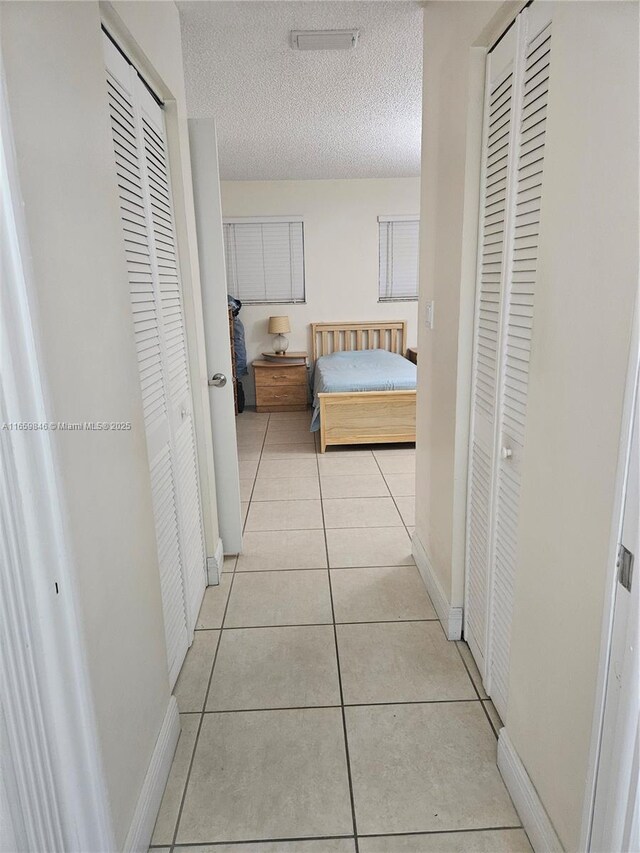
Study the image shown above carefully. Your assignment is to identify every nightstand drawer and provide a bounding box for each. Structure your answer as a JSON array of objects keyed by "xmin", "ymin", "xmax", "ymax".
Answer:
[
  {"xmin": 255, "ymin": 384, "xmax": 308, "ymax": 408},
  {"xmin": 255, "ymin": 365, "xmax": 308, "ymax": 387},
  {"xmin": 252, "ymin": 356, "xmax": 309, "ymax": 412}
]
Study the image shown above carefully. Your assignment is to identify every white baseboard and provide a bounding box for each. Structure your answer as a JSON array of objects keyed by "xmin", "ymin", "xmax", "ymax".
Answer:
[
  {"xmin": 207, "ymin": 537, "xmax": 224, "ymax": 585},
  {"xmin": 497, "ymin": 728, "xmax": 563, "ymax": 853},
  {"xmin": 412, "ymin": 534, "xmax": 463, "ymax": 640},
  {"xmin": 123, "ymin": 696, "xmax": 180, "ymax": 853}
]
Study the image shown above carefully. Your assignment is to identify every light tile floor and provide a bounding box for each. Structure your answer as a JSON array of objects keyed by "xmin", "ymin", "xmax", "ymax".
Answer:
[{"xmin": 151, "ymin": 410, "xmax": 531, "ymax": 853}]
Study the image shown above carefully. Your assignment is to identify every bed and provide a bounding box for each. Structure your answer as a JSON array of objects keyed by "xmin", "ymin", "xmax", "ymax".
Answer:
[{"xmin": 311, "ymin": 321, "xmax": 417, "ymax": 453}]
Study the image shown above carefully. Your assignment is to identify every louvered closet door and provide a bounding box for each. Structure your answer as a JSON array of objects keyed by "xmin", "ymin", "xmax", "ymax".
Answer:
[
  {"xmin": 137, "ymin": 85, "xmax": 207, "ymax": 628},
  {"xmin": 466, "ymin": 4, "xmax": 552, "ymax": 719},
  {"xmin": 104, "ymin": 37, "xmax": 188, "ymax": 687},
  {"xmin": 104, "ymin": 34, "xmax": 206, "ymax": 686},
  {"xmin": 465, "ymin": 27, "xmax": 517, "ymax": 673},
  {"xmin": 488, "ymin": 13, "xmax": 552, "ymax": 719}
]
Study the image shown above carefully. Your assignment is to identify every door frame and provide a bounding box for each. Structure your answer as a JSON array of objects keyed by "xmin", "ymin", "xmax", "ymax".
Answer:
[
  {"xmin": 0, "ymin": 63, "xmax": 115, "ymax": 851},
  {"xmin": 580, "ymin": 296, "xmax": 640, "ymax": 851}
]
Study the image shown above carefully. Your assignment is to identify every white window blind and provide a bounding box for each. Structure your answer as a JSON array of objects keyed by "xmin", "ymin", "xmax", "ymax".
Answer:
[
  {"xmin": 378, "ymin": 216, "xmax": 420, "ymax": 301},
  {"xmin": 223, "ymin": 218, "xmax": 305, "ymax": 304}
]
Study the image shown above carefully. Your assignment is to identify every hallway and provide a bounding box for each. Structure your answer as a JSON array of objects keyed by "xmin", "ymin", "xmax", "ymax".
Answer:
[{"xmin": 150, "ymin": 410, "xmax": 530, "ymax": 852}]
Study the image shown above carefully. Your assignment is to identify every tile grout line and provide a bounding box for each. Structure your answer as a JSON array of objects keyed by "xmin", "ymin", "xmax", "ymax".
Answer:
[
  {"xmin": 316, "ymin": 439, "xmax": 361, "ymax": 853},
  {"xmin": 161, "ymin": 834, "xmax": 356, "ymax": 850},
  {"xmin": 320, "ymin": 442, "xmax": 497, "ymax": 845},
  {"xmin": 231, "ymin": 564, "xmax": 421, "ymax": 574},
  {"xmin": 367, "ymin": 453, "xmax": 511, "ymax": 763},
  {"xmin": 168, "ymin": 413, "xmax": 271, "ymax": 851},
  {"xmin": 162, "ymin": 416, "xmax": 522, "ymax": 853},
  {"xmin": 154, "ymin": 825, "xmax": 525, "ymax": 850},
  {"xmin": 245, "ymin": 522, "xmax": 407, "ymax": 533},
  {"xmin": 242, "ymin": 414, "xmax": 270, "ymax": 524},
  {"xmin": 195, "ymin": 698, "xmax": 486, "ymax": 714},
  {"xmin": 168, "ymin": 589, "xmax": 228, "ymax": 851},
  {"xmin": 197, "ymin": 617, "xmax": 442, "ymax": 632},
  {"xmin": 166, "ymin": 416, "xmax": 518, "ymax": 849},
  {"xmin": 451, "ymin": 644, "xmax": 524, "ymax": 831},
  {"xmin": 370, "ymin": 449, "xmax": 414, "ymax": 538},
  {"xmin": 454, "ymin": 641, "xmax": 484, "ymax": 702},
  {"xmin": 356, "ymin": 824, "xmax": 525, "ymax": 840},
  {"xmin": 453, "ymin": 641, "xmax": 503, "ymax": 740},
  {"xmin": 248, "ymin": 494, "xmax": 406, "ymax": 503}
]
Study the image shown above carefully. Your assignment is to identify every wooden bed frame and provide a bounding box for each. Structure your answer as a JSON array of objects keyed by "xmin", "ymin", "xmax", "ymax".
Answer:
[{"xmin": 311, "ymin": 321, "xmax": 417, "ymax": 453}]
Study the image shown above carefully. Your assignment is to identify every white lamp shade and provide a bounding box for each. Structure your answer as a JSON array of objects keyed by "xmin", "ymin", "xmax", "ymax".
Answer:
[{"xmin": 268, "ymin": 315, "xmax": 291, "ymax": 335}]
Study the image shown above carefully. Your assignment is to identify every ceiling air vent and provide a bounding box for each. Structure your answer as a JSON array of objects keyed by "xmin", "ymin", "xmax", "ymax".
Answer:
[{"xmin": 290, "ymin": 29, "xmax": 359, "ymax": 51}]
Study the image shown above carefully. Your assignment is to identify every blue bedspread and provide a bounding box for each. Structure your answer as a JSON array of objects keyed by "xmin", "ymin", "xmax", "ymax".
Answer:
[{"xmin": 311, "ymin": 349, "xmax": 417, "ymax": 431}]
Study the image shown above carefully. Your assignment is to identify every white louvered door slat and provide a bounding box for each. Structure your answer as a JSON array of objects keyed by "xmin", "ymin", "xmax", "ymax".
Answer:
[
  {"xmin": 465, "ymin": 25, "xmax": 516, "ymax": 674},
  {"xmin": 466, "ymin": 5, "xmax": 552, "ymax": 721},
  {"xmin": 136, "ymin": 78, "xmax": 207, "ymax": 631},
  {"xmin": 104, "ymin": 36, "xmax": 189, "ymax": 688},
  {"xmin": 488, "ymin": 16, "xmax": 552, "ymax": 720}
]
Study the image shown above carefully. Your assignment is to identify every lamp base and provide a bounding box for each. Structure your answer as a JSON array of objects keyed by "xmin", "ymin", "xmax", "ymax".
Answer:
[{"xmin": 272, "ymin": 334, "xmax": 290, "ymax": 355}]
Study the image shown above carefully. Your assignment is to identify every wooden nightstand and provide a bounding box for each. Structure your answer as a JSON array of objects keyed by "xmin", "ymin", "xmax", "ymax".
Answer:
[{"xmin": 253, "ymin": 358, "xmax": 309, "ymax": 413}]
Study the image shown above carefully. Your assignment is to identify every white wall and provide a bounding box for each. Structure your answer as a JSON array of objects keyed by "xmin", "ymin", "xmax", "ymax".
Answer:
[
  {"xmin": 220, "ymin": 178, "xmax": 420, "ymax": 404},
  {"xmin": 1, "ymin": 1, "xmax": 216, "ymax": 846},
  {"xmin": 506, "ymin": 3, "xmax": 638, "ymax": 848},
  {"xmin": 415, "ymin": 0, "xmax": 504, "ymax": 608},
  {"xmin": 416, "ymin": 1, "xmax": 639, "ymax": 850}
]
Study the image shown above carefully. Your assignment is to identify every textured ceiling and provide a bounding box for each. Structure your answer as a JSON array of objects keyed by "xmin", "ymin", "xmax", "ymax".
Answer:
[{"xmin": 178, "ymin": 1, "xmax": 423, "ymax": 180}]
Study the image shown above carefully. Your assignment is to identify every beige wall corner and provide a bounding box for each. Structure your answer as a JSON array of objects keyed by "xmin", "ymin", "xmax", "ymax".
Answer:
[{"xmin": 415, "ymin": 0, "xmax": 503, "ymax": 609}]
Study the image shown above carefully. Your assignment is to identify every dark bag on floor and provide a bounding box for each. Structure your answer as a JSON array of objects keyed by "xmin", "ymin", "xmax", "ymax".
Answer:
[{"xmin": 236, "ymin": 379, "xmax": 245, "ymax": 413}]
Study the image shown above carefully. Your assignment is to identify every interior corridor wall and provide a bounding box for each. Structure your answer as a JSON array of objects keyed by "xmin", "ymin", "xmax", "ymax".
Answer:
[
  {"xmin": 416, "ymin": 1, "xmax": 639, "ymax": 849},
  {"xmin": 505, "ymin": 3, "xmax": 639, "ymax": 848},
  {"xmin": 1, "ymin": 1, "xmax": 216, "ymax": 846},
  {"xmin": 220, "ymin": 178, "xmax": 420, "ymax": 405},
  {"xmin": 414, "ymin": 0, "xmax": 503, "ymax": 609}
]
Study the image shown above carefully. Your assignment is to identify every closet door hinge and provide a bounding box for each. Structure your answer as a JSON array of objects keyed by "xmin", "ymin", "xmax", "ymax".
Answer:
[{"xmin": 617, "ymin": 543, "xmax": 634, "ymax": 592}]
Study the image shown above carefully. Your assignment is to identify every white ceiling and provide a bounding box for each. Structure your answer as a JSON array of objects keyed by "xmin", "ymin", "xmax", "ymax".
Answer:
[{"xmin": 178, "ymin": 1, "xmax": 423, "ymax": 180}]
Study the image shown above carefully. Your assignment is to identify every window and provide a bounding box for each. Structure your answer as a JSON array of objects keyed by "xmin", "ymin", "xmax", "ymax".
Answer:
[
  {"xmin": 378, "ymin": 216, "xmax": 420, "ymax": 302},
  {"xmin": 223, "ymin": 217, "xmax": 305, "ymax": 304}
]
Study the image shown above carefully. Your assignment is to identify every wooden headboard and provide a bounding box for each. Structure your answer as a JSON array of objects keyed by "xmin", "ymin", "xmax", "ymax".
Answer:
[{"xmin": 311, "ymin": 321, "xmax": 408, "ymax": 362}]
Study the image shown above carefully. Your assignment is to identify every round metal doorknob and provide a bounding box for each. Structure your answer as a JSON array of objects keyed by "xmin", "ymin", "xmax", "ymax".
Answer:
[
  {"xmin": 501, "ymin": 447, "xmax": 513, "ymax": 460},
  {"xmin": 208, "ymin": 372, "xmax": 227, "ymax": 387}
]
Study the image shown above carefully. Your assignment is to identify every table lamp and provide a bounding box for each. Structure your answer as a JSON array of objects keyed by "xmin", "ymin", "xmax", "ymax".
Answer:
[{"xmin": 268, "ymin": 315, "xmax": 291, "ymax": 354}]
